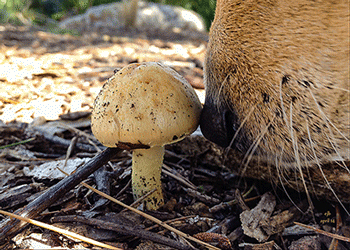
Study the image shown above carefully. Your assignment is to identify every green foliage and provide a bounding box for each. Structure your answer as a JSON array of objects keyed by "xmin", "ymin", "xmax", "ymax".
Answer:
[
  {"xmin": 30, "ymin": 0, "xmax": 93, "ymax": 20},
  {"xmin": 1, "ymin": 0, "xmax": 216, "ymax": 31},
  {"xmin": 30, "ymin": 0, "xmax": 122, "ymax": 20},
  {"xmin": 0, "ymin": 0, "xmax": 32, "ymax": 12},
  {"xmin": 149, "ymin": 0, "xmax": 216, "ymax": 30},
  {"xmin": 0, "ymin": 0, "xmax": 32, "ymax": 24},
  {"xmin": 0, "ymin": 138, "xmax": 35, "ymax": 150},
  {"xmin": 92, "ymin": 0, "xmax": 121, "ymax": 6}
]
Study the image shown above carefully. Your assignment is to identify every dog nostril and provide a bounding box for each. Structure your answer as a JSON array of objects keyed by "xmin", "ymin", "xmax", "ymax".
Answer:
[
  {"xmin": 200, "ymin": 98, "xmax": 251, "ymax": 152},
  {"xmin": 200, "ymin": 100, "xmax": 236, "ymax": 148}
]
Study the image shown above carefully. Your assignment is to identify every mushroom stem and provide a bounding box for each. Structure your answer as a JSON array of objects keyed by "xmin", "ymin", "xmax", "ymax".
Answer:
[{"xmin": 132, "ymin": 146, "xmax": 165, "ymax": 210}]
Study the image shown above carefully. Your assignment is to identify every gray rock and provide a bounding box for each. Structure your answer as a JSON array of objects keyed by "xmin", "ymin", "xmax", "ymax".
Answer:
[{"xmin": 59, "ymin": 1, "xmax": 206, "ymax": 34}]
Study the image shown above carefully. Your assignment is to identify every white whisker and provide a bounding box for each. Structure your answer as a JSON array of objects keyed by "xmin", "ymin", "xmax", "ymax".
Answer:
[
  {"xmin": 323, "ymin": 132, "xmax": 350, "ymax": 173},
  {"xmin": 275, "ymin": 151, "xmax": 305, "ymax": 214},
  {"xmin": 224, "ymin": 106, "xmax": 256, "ymax": 160},
  {"xmin": 289, "ymin": 103, "xmax": 313, "ymax": 208},
  {"xmin": 241, "ymin": 117, "xmax": 275, "ymax": 176},
  {"xmin": 308, "ymin": 89, "xmax": 349, "ymax": 170},
  {"xmin": 279, "ymin": 79, "xmax": 291, "ymax": 129},
  {"xmin": 306, "ymin": 122, "xmax": 350, "ymax": 216},
  {"xmin": 326, "ymin": 86, "xmax": 350, "ymax": 93},
  {"xmin": 309, "ymin": 89, "xmax": 349, "ymax": 142},
  {"xmin": 301, "ymin": 141, "xmax": 318, "ymax": 200},
  {"xmin": 217, "ymin": 74, "xmax": 229, "ymax": 104}
]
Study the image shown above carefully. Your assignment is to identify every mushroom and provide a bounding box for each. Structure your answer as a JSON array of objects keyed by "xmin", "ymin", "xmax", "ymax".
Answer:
[{"xmin": 91, "ymin": 62, "xmax": 202, "ymax": 210}]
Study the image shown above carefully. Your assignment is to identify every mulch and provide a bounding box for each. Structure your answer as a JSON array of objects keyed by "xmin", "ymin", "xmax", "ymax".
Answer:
[{"xmin": 0, "ymin": 24, "xmax": 349, "ymax": 250}]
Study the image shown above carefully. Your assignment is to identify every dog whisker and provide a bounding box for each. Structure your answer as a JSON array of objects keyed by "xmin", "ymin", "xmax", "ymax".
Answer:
[
  {"xmin": 309, "ymin": 88, "xmax": 349, "ymax": 143},
  {"xmin": 275, "ymin": 151, "xmax": 306, "ymax": 214},
  {"xmin": 224, "ymin": 105, "xmax": 256, "ymax": 160},
  {"xmin": 288, "ymin": 103, "xmax": 313, "ymax": 208},
  {"xmin": 308, "ymin": 89, "xmax": 349, "ymax": 171},
  {"xmin": 306, "ymin": 121, "xmax": 350, "ymax": 216},
  {"xmin": 241, "ymin": 117, "xmax": 275, "ymax": 175}
]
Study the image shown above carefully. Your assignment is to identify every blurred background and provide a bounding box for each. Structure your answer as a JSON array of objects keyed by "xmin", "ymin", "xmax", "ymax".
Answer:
[
  {"xmin": 0, "ymin": 0, "xmax": 216, "ymax": 32},
  {"xmin": 0, "ymin": 0, "xmax": 215, "ymax": 124}
]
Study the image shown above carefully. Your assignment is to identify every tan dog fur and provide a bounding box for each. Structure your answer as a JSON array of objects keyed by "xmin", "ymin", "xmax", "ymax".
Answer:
[{"xmin": 201, "ymin": 0, "xmax": 350, "ymax": 202}]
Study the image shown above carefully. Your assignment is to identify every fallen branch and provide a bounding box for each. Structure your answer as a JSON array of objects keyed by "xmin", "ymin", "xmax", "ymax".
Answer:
[
  {"xmin": 51, "ymin": 215, "xmax": 194, "ymax": 250},
  {"xmin": 0, "ymin": 147, "xmax": 122, "ymax": 243}
]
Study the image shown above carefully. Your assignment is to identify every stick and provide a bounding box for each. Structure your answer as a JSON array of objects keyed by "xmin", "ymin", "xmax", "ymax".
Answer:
[
  {"xmin": 0, "ymin": 147, "xmax": 121, "ymax": 242},
  {"xmin": 0, "ymin": 210, "xmax": 121, "ymax": 250},
  {"xmin": 52, "ymin": 215, "xmax": 194, "ymax": 250}
]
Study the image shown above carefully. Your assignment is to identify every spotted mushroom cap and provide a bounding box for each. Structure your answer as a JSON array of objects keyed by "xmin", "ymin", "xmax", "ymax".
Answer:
[{"xmin": 91, "ymin": 62, "xmax": 202, "ymax": 147}]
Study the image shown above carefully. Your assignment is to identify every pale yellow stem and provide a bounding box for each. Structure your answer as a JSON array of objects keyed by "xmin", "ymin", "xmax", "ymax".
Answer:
[{"xmin": 132, "ymin": 146, "xmax": 164, "ymax": 210}]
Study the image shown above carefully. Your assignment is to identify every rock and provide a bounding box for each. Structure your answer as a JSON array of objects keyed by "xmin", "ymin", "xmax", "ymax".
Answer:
[{"xmin": 59, "ymin": 1, "xmax": 206, "ymax": 35}]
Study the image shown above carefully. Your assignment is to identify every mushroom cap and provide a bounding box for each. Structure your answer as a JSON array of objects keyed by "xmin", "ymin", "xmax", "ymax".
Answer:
[{"xmin": 91, "ymin": 62, "xmax": 202, "ymax": 147}]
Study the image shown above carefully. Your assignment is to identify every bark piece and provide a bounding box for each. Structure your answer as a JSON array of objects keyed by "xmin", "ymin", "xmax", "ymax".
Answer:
[
  {"xmin": 240, "ymin": 192, "xmax": 276, "ymax": 242},
  {"xmin": 289, "ymin": 236, "xmax": 321, "ymax": 250},
  {"xmin": 260, "ymin": 200, "xmax": 308, "ymax": 236},
  {"xmin": 0, "ymin": 183, "xmax": 41, "ymax": 210}
]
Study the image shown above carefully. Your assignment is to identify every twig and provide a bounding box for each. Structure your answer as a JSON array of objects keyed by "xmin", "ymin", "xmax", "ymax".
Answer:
[
  {"xmin": 329, "ymin": 204, "xmax": 342, "ymax": 250},
  {"xmin": 184, "ymin": 188, "xmax": 220, "ymax": 205},
  {"xmin": 58, "ymin": 123, "xmax": 115, "ymax": 169},
  {"xmin": 165, "ymin": 150, "xmax": 190, "ymax": 164},
  {"xmin": 0, "ymin": 147, "xmax": 122, "ymax": 243},
  {"xmin": 122, "ymin": 188, "xmax": 157, "ymax": 211},
  {"xmin": 294, "ymin": 222, "xmax": 350, "ymax": 243},
  {"xmin": 56, "ymin": 168, "xmax": 197, "ymax": 249},
  {"xmin": 51, "ymin": 215, "xmax": 194, "ymax": 250},
  {"xmin": 0, "ymin": 210, "xmax": 121, "ymax": 250},
  {"xmin": 63, "ymin": 136, "xmax": 79, "ymax": 167},
  {"xmin": 80, "ymin": 182, "xmax": 221, "ymax": 250},
  {"xmin": 145, "ymin": 215, "xmax": 196, "ymax": 231},
  {"xmin": 209, "ymin": 185, "xmax": 256, "ymax": 213},
  {"xmin": 55, "ymin": 167, "xmax": 216, "ymax": 249},
  {"xmin": 57, "ymin": 122, "xmax": 97, "ymax": 141},
  {"xmin": 162, "ymin": 164, "xmax": 196, "ymax": 190},
  {"xmin": 115, "ymin": 179, "xmax": 131, "ymax": 198},
  {"xmin": 38, "ymin": 129, "xmax": 97, "ymax": 152}
]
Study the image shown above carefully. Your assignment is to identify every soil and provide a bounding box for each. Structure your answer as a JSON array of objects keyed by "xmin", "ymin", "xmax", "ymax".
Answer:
[{"xmin": 0, "ymin": 24, "xmax": 349, "ymax": 250}]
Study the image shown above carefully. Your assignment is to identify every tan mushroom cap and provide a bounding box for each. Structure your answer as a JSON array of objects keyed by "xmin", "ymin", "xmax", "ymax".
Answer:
[{"xmin": 91, "ymin": 62, "xmax": 202, "ymax": 147}]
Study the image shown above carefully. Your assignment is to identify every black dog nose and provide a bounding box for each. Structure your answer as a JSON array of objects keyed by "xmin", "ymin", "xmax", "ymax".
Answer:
[
  {"xmin": 199, "ymin": 97, "xmax": 250, "ymax": 152},
  {"xmin": 200, "ymin": 102, "xmax": 233, "ymax": 148}
]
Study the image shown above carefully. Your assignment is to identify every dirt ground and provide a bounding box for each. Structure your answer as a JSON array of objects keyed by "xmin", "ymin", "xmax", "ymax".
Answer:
[{"xmin": 0, "ymin": 24, "xmax": 349, "ymax": 250}]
